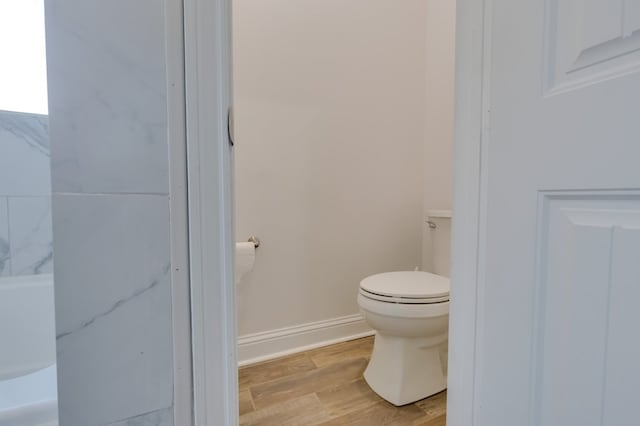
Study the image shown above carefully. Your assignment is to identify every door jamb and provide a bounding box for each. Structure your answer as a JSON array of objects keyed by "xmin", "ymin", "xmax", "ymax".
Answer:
[
  {"xmin": 447, "ymin": 0, "xmax": 491, "ymax": 425},
  {"xmin": 183, "ymin": 0, "xmax": 238, "ymax": 424},
  {"xmin": 166, "ymin": 0, "xmax": 194, "ymax": 424}
]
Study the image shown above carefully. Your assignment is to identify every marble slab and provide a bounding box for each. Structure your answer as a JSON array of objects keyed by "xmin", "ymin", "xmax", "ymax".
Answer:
[
  {"xmin": 52, "ymin": 193, "xmax": 173, "ymax": 426},
  {"xmin": 8, "ymin": 197, "xmax": 53, "ymax": 276},
  {"xmin": 46, "ymin": 0, "xmax": 169, "ymax": 195},
  {"xmin": 0, "ymin": 111, "xmax": 51, "ymax": 197}
]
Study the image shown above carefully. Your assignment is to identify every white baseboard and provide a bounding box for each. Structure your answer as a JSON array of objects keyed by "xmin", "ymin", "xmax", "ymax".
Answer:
[{"xmin": 237, "ymin": 314, "xmax": 374, "ymax": 367}]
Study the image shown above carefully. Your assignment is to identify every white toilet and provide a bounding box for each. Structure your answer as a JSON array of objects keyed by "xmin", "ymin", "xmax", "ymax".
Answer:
[{"xmin": 357, "ymin": 270, "xmax": 449, "ymax": 406}]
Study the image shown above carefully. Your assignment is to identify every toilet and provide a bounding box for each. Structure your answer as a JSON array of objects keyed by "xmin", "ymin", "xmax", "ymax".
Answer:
[{"xmin": 357, "ymin": 270, "xmax": 449, "ymax": 406}]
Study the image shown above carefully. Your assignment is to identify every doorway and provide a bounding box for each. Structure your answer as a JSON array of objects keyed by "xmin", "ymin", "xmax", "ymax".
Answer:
[{"xmin": 183, "ymin": 0, "xmax": 469, "ymax": 424}]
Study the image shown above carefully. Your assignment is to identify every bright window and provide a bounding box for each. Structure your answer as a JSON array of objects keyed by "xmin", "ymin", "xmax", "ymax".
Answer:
[{"xmin": 0, "ymin": 0, "xmax": 48, "ymax": 114}]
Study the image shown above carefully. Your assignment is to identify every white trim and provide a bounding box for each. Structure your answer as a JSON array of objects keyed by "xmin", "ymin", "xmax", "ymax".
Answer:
[
  {"xmin": 447, "ymin": 0, "xmax": 491, "ymax": 425},
  {"xmin": 165, "ymin": 0, "xmax": 193, "ymax": 425},
  {"xmin": 183, "ymin": 0, "xmax": 237, "ymax": 424},
  {"xmin": 237, "ymin": 314, "xmax": 374, "ymax": 366}
]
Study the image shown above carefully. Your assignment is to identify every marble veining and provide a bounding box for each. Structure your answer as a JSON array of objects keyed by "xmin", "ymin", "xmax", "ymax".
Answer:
[
  {"xmin": 47, "ymin": 0, "xmax": 169, "ymax": 195},
  {"xmin": 0, "ymin": 111, "xmax": 51, "ymax": 198},
  {"xmin": 0, "ymin": 110, "xmax": 53, "ymax": 278},
  {"xmin": 0, "ymin": 196, "xmax": 53, "ymax": 277},
  {"xmin": 56, "ymin": 262, "xmax": 170, "ymax": 340},
  {"xmin": 0, "ymin": 110, "xmax": 49, "ymax": 155},
  {"xmin": 8, "ymin": 197, "xmax": 54, "ymax": 276},
  {"xmin": 52, "ymin": 193, "xmax": 173, "ymax": 426},
  {"xmin": 108, "ymin": 406, "xmax": 173, "ymax": 426},
  {"xmin": 55, "ymin": 265, "xmax": 173, "ymax": 426},
  {"xmin": 31, "ymin": 246, "xmax": 54, "ymax": 274}
]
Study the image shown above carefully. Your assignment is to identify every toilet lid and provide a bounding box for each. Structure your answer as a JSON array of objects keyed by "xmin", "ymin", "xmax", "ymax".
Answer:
[{"xmin": 359, "ymin": 271, "xmax": 449, "ymax": 300}]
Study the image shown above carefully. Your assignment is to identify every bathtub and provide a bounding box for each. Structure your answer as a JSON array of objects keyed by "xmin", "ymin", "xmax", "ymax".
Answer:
[{"xmin": 0, "ymin": 274, "xmax": 58, "ymax": 426}]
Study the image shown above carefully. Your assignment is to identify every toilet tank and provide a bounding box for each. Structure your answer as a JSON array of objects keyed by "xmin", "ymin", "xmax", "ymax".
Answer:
[{"xmin": 421, "ymin": 211, "xmax": 451, "ymax": 277}]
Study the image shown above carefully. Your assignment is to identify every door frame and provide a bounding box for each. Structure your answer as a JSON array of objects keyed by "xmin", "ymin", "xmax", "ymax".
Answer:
[
  {"xmin": 446, "ymin": 0, "xmax": 491, "ymax": 424},
  {"xmin": 183, "ymin": 0, "xmax": 238, "ymax": 424},
  {"xmin": 182, "ymin": 0, "xmax": 489, "ymax": 424}
]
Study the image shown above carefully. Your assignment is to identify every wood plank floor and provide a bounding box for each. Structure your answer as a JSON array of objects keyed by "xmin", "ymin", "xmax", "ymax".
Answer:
[{"xmin": 238, "ymin": 336, "xmax": 447, "ymax": 425}]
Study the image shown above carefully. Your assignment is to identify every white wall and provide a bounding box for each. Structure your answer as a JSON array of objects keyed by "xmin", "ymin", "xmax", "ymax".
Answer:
[
  {"xmin": 421, "ymin": 0, "xmax": 457, "ymax": 276},
  {"xmin": 233, "ymin": 0, "xmax": 429, "ymax": 341}
]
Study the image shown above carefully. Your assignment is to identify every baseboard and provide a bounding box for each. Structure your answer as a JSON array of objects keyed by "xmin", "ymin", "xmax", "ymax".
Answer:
[{"xmin": 237, "ymin": 314, "xmax": 374, "ymax": 367}]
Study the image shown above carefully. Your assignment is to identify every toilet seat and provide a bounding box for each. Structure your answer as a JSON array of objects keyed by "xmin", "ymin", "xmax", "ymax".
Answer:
[
  {"xmin": 359, "ymin": 271, "xmax": 450, "ymax": 304},
  {"xmin": 359, "ymin": 288, "xmax": 448, "ymax": 304}
]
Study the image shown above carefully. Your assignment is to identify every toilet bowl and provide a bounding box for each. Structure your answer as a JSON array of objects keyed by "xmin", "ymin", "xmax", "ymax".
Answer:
[{"xmin": 357, "ymin": 270, "xmax": 449, "ymax": 406}]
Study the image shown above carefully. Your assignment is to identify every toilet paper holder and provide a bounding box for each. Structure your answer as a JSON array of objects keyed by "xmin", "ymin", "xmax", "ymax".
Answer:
[{"xmin": 247, "ymin": 236, "xmax": 260, "ymax": 248}]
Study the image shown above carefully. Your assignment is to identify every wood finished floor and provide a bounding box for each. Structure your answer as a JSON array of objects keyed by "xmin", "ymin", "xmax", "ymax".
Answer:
[{"xmin": 238, "ymin": 337, "xmax": 446, "ymax": 425}]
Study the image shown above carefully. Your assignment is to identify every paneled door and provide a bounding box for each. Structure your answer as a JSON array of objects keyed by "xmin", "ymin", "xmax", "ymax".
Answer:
[{"xmin": 472, "ymin": 0, "xmax": 640, "ymax": 424}]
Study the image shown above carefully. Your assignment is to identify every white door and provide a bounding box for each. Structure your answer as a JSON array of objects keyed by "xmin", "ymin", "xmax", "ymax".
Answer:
[{"xmin": 456, "ymin": 0, "xmax": 640, "ymax": 425}]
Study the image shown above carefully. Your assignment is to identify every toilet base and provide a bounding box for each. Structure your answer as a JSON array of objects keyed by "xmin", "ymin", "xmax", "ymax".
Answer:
[{"xmin": 363, "ymin": 333, "xmax": 447, "ymax": 406}]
